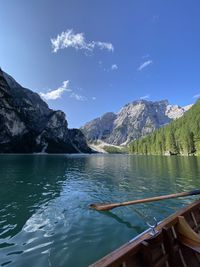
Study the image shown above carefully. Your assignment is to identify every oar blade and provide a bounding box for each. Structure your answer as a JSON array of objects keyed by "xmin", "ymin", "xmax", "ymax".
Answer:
[{"xmin": 89, "ymin": 203, "xmax": 114, "ymax": 211}]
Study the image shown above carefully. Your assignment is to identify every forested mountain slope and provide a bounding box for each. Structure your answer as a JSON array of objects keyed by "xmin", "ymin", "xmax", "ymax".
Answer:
[{"xmin": 129, "ymin": 100, "xmax": 200, "ymax": 155}]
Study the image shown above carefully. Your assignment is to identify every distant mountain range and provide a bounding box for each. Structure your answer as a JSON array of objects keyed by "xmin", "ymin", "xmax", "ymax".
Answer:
[
  {"xmin": 81, "ymin": 100, "xmax": 192, "ymax": 146},
  {"xmin": 0, "ymin": 68, "xmax": 194, "ymax": 153},
  {"xmin": 0, "ymin": 68, "xmax": 92, "ymax": 153}
]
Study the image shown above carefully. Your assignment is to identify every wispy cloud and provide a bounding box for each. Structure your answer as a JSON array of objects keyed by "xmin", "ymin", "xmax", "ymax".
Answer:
[
  {"xmin": 138, "ymin": 60, "xmax": 153, "ymax": 71},
  {"xmin": 111, "ymin": 64, "xmax": 118, "ymax": 71},
  {"xmin": 193, "ymin": 93, "xmax": 200, "ymax": 99},
  {"xmin": 95, "ymin": 41, "xmax": 114, "ymax": 51},
  {"xmin": 40, "ymin": 80, "xmax": 95, "ymax": 102},
  {"xmin": 70, "ymin": 93, "xmax": 96, "ymax": 102},
  {"xmin": 140, "ymin": 94, "xmax": 150, "ymax": 100},
  {"xmin": 39, "ymin": 81, "xmax": 70, "ymax": 100},
  {"xmin": 99, "ymin": 61, "xmax": 118, "ymax": 72},
  {"xmin": 51, "ymin": 29, "xmax": 114, "ymax": 53},
  {"xmin": 70, "ymin": 92, "xmax": 87, "ymax": 101}
]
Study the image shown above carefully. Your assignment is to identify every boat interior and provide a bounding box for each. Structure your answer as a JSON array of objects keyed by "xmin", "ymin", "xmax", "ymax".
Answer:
[{"xmin": 91, "ymin": 200, "xmax": 200, "ymax": 267}]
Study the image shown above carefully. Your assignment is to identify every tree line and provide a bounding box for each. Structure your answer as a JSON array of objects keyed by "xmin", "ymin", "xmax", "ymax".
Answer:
[{"xmin": 129, "ymin": 100, "xmax": 200, "ymax": 156}]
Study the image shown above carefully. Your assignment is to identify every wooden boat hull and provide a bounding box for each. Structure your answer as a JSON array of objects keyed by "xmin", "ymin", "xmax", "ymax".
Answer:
[{"xmin": 90, "ymin": 199, "xmax": 200, "ymax": 267}]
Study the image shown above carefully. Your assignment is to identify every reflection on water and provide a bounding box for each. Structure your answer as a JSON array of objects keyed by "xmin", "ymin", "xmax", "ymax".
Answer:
[{"xmin": 0, "ymin": 154, "xmax": 200, "ymax": 266}]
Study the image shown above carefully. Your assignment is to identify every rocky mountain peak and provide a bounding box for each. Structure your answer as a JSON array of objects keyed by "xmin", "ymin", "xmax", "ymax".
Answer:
[
  {"xmin": 81, "ymin": 99, "xmax": 192, "ymax": 146},
  {"xmin": 0, "ymin": 68, "xmax": 92, "ymax": 153},
  {"xmin": 2, "ymin": 71, "xmax": 22, "ymax": 89}
]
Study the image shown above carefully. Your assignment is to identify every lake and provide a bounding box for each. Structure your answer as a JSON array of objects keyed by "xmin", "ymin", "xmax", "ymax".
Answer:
[{"xmin": 0, "ymin": 154, "xmax": 200, "ymax": 267}]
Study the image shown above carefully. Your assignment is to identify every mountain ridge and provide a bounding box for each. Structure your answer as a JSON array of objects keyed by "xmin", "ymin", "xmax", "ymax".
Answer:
[
  {"xmin": 0, "ymin": 68, "xmax": 92, "ymax": 153},
  {"xmin": 81, "ymin": 99, "xmax": 192, "ymax": 146},
  {"xmin": 129, "ymin": 99, "xmax": 200, "ymax": 155}
]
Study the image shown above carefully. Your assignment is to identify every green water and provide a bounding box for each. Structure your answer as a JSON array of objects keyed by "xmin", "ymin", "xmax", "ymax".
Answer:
[{"xmin": 0, "ymin": 154, "xmax": 200, "ymax": 267}]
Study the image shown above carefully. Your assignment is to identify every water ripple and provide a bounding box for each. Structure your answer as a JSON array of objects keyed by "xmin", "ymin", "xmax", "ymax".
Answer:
[{"xmin": 0, "ymin": 154, "xmax": 200, "ymax": 267}]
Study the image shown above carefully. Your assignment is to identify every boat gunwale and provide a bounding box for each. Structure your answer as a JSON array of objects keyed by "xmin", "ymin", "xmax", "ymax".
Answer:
[{"xmin": 90, "ymin": 199, "xmax": 200, "ymax": 267}]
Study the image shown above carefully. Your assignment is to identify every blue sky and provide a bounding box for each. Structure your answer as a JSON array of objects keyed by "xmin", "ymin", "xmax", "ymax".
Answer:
[{"xmin": 1, "ymin": 0, "xmax": 200, "ymax": 128}]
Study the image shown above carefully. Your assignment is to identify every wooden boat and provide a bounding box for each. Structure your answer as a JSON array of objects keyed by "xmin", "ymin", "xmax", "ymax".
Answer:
[{"xmin": 90, "ymin": 199, "xmax": 200, "ymax": 267}]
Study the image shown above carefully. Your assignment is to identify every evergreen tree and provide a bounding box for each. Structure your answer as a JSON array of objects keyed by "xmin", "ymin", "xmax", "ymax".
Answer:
[{"xmin": 129, "ymin": 99, "xmax": 200, "ymax": 155}]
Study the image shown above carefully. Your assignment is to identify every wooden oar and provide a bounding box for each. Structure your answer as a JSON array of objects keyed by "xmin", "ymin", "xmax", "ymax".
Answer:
[{"xmin": 90, "ymin": 189, "xmax": 200, "ymax": 211}]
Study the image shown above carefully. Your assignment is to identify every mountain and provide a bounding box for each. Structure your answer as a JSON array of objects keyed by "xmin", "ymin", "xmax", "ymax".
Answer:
[
  {"xmin": 81, "ymin": 100, "xmax": 192, "ymax": 146},
  {"xmin": 129, "ymin": 99, "xmax": 200, "ymax": 155},
  {"xmin": 0, "ymin": 68, "xmax": 92, "ymax": 153}
]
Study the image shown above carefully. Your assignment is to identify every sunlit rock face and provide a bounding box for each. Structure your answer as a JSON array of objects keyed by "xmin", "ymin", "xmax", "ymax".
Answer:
[
  {"xmin": 81, "ymin": 99, "xmax": 192, "ymax": 145},
  {"xmin": 80, "ymin": 112, "xmax": 117, "ymax": 142},
  {"xmin": 0, "ymin": 68, "xmax": 92, "ymax": 153}
]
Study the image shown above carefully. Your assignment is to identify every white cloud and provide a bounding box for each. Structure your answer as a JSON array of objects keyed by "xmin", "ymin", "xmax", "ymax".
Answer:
[
  {"xmin": 39, "ymin": 80, "xmax": 70, "ymax": 100},
  {"xmin": 70, "ymin": 92, "xmax": 87, "ymax": 101},
  {"xmin": 95, "ymin": 41, "xmax": 114, "ymax": 51},
  {"xmin": 99, "ymin": 62, "xmax": 118, "ymax": 72},
  {"xmin": 51, "ymin": 29, "xmax": 114, "ymax": 53},
  {"xmin": 138, "ymin": 60, "xmax": 153, "ymax": 71},
  {"xmin": 69, "ymin": 94, "xmax": 96, "ymax": 101},
  {"xmin": 140, "ymin": 94, "xmax": 150, "ymax": 100},
  {"xmin": 40, "ymin": 80, "xmax": 95, "ymax": 102},
  {"xmin": 193, "ymin": 93, "xmax": 200, "ymax": 99},
  {"xmin": 111, "ymin": 64, "xmax": 118, "ymax": 71}
]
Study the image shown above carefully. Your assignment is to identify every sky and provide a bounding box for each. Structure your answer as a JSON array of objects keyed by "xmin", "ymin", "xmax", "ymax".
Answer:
[{"xmin": 1, "ymin": 0, "xmax": 200, "ymax": 128}]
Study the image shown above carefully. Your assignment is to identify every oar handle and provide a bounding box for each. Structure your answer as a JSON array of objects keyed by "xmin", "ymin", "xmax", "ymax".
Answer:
[{"xmin": 90, "ymin": 189, "xmax": 200, "ymax": 211}]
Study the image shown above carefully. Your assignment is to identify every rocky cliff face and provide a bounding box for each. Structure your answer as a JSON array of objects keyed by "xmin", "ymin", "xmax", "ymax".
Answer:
[
  {"xmin": 81, "ymin": 100, "xmax": 192, "ymax": 146},
  {"xmin": 80, "ymin": 112, "xmax": 117, "ymax": 142},
  {"xmin": 0, "ymin": 68, "xmax": 92, "ymax": 153}
]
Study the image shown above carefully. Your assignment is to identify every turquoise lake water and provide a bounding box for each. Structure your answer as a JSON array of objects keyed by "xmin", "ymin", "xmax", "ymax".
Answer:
[{"xmin": 0, "ymin": 154, "xmax": 200, "ymax": 267}]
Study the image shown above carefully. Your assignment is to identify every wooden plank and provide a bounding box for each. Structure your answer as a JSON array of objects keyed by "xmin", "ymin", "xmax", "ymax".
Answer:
[{"xmin": 90, "ymin": 199, "xmax": 200, "ymax": 267}]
